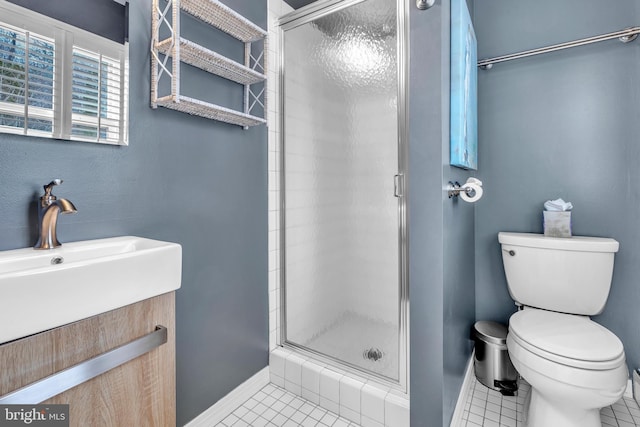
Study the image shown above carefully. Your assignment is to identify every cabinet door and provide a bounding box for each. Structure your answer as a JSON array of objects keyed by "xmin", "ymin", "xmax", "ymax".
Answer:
[{"xmin": 0, "ymin": 292, "xmax": 176, "ymax": 427}]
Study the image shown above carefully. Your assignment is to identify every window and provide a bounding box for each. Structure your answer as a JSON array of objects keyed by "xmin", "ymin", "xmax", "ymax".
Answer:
[
  {"xmin": 0, "ymin": 2, "xmax": 128, "ymax": 145},
  {"xmin": 71, "ymin": 47, "xmax": 126, "ymax": 143},
  {"xmin": 0, "ymin": 25, "xmax": 55, "ymax": 137}
]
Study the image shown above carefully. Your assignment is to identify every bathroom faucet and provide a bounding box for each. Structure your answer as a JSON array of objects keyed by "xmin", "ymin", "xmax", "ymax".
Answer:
[{"xmin": 34, "ymin": 179, "xmax": 77, "ymax": 250}]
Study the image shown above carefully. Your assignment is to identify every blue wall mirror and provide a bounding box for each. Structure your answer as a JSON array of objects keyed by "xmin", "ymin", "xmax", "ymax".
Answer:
[{"xmin": 0, "ymin": 0, "xmax": 129, "ymax": 145}]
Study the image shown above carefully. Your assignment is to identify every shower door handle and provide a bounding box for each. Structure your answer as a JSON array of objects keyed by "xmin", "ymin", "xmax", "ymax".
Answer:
[{"xmin": 394, "ymin": 174, "xmax": 404, "ymax": 197}]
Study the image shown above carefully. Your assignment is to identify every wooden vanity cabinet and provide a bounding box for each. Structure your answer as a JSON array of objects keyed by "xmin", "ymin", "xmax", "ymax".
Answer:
[{"xmin": 0, "ymin": 292, "xmax": 176, "ymax": 427}]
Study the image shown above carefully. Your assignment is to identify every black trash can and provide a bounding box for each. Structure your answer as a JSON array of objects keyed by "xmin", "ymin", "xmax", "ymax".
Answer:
[{"xmin": 472, "ymin": 321, "xmax": 518, "ymax": 396}]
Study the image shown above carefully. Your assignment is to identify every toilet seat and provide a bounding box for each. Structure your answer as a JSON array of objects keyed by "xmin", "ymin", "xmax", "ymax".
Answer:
[{"xmin": 509, "ymin": 308, "xmax": 625, "ymax": 370}]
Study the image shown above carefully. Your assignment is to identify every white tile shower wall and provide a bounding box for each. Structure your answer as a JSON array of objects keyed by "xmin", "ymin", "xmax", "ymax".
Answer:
[{"xmin": 270, "ymin": 347, "xmax": 409, "ymax": 427}]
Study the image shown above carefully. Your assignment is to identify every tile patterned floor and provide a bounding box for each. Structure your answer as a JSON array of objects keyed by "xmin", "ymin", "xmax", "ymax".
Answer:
[
  {"xmin": 213, "ymin": 376, "xmax": 640, "ymax": 426},
  {"xmin": 216, "ymin": 383, "xmax": 361, "ymax": 427},
  {"xmin": 461, "ymin": 376, "xmax": 640, "ymax": 427}
]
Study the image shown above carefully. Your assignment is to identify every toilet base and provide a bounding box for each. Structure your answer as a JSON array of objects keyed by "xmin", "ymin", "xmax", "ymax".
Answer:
[
  {"xmin": 526, "ymin": 387, "xmax": 602, "ymax": 427},
  {"xmin": 507, "ymin": 330, "xmax": 628, "ymax": 427}
]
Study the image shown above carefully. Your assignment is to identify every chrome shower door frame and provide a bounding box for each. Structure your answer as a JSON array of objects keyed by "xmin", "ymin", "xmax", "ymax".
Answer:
[{"xmin": 277, "ymin": 0, "xmax": 409, "ymax": 392}]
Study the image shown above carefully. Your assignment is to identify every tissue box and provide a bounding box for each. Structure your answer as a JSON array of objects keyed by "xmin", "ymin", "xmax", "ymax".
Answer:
[{"xmin": 543, "ymin": 211, "xmax": 572, "ymax": 238}]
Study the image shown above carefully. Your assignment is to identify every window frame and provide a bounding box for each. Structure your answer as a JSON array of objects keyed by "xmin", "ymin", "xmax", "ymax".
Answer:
[{"xmin": 0, "ymin": 1, "xmax": 129, "ymax": 145}]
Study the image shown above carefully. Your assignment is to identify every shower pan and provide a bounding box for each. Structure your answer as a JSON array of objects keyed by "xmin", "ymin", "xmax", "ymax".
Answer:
[{"xmin": 279, "ymin": 0, "xmax": 408, "ymax": 389}]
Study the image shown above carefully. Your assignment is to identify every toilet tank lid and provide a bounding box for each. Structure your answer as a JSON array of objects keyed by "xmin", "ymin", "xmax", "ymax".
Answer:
[{"xmin": 498, "ymin": 232, "xmax": 619, "ymax": 253}]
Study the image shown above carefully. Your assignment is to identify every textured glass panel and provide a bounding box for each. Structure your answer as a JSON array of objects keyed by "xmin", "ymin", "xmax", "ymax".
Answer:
[{"xmin": 283, "ymin": 0, "xmax": 399, "ymax": 381}]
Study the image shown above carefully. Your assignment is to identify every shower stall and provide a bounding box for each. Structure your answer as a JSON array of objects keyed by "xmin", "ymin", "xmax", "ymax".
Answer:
[{"xmin": 279, "ymin": 0, "xmax": 408, "ymax": 389}]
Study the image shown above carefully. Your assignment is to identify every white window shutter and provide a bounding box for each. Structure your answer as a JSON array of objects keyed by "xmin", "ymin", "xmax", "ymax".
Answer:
[{"xmin": 0, "ymin": 24, "xmax": 55, "ymax": 137}]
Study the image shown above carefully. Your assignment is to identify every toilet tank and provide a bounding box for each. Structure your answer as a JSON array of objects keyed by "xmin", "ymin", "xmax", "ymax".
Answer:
[{"xmin": 498, "ymin": 232, "xmax": 619, "ymax": 315}]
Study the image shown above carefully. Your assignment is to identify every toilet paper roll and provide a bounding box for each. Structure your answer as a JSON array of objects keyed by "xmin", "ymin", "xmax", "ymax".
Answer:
[{"xmin": 460, "ymin": 183, "xmax": 483, "ymax": 203}]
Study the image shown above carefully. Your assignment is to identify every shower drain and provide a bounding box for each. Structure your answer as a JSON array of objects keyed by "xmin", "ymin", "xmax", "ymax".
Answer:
[{"xmin": 363, "ymin": 347, "xmax": 383, "ymax": 362}]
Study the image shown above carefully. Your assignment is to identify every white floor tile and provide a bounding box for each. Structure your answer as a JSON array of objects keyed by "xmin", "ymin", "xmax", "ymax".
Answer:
[
  {"xmin": 216, "ymin": 375, "xmax": 640, "ymax": 427},
  {"xmin": 300, "ymin": 418, "xmax": 318, "ymax": 427},
  {"xmin": 602, "ymin": 414, "xmax": 619, "ymax": 426},
  {"xmin": 220, "ymin": 413, "xmax": 238, "ymax": 426},
  {"xmin": 272, "ymin": 413, "xmax": 289, "ymax": 425},
  {"xmin": 467, "ymin": 412, "xmax": 484, "ymax": 424},
  {"xmin": 469, "ymin": 404, "xmax": 484, "ymax": 417},
  {"xmin": 484, "ymin": 409, "xmax": 500, "ymax": 423},
  {"xmin": 457, "ymin": 376, "xmax": 640, "ymax": 427},
  {"xmin": 485, "ymin": 402, "xmax": 500, "ymax": 415},
  {"xmin": 619, "ymin": 412, "xmax": 636, "ymax": 423},
  {"xmin": 252, "ymin": 416, "xmax": 270, "ymax": 427},
  {"xmin": 214, "ymin": 382, "xmax": 359, "ymax": 426},
  {"xmin": 299, "ymin": 402, "xmax": 315, "ymax": 415}
]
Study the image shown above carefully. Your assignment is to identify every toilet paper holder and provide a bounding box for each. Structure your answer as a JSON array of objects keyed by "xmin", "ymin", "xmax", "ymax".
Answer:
[{"xmin": 448, "ymin": 178, "xmax": 483, "ymax": 201}]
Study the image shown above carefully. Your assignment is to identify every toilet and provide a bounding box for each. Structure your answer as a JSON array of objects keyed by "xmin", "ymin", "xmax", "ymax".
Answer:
[{"xmin": 498, "ymin": 232, "xmax": 628, "ymax": 427}]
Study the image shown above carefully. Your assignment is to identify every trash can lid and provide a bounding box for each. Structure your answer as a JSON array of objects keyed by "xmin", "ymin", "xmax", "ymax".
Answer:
[{"xmin": 474, "ymin": 321, "xmax": 508, "ymax": 345}]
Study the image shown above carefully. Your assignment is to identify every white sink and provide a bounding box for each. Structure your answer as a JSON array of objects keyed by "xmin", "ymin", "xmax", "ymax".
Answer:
[{"xmin": 0, "ymin": 236, "xmax": 182, "ymax": 344}]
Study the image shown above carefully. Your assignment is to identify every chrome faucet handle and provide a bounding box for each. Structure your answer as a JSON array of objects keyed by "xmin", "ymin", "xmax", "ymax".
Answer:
[
  {"xmin": 34, "ymin": 179, "xmax": 76, "ymax": 249},
  {"xmin": 42, "ymin": 179, "xmax": 63, "ymax": 198}
]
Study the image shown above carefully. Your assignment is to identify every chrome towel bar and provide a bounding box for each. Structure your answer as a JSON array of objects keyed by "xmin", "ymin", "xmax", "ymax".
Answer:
[
  {"xmin": 0, "ymin": 325, "xmax": 168, "ymax": 404},
  {"xmin": 478, "ymin": 26, "xmax": 640, "ymax": 69}
]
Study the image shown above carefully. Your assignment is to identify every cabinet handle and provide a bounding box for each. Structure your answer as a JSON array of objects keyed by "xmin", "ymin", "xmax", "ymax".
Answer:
[{"xmin": 0, "ymin": 325, "xmax": 168, "ymax": 404}]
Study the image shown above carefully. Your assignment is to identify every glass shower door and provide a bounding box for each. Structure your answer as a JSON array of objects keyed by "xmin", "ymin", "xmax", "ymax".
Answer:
[{"xmin": 281, "ymin": 0, "xmax": 404, "ymax": 383}]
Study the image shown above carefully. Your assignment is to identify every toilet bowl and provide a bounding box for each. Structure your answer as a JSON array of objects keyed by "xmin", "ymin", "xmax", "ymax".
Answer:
[
  {"xmin": 498, "ymin": 232, "xmax": 628, "ymax": 427},
  {"xmin": 507, "ymin": 308, "xmax": 627, "ymax": 427}
]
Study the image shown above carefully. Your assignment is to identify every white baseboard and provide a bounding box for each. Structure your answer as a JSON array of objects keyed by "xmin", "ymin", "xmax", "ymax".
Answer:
[
  {"xmin": 449, "ymin": 351, "xmax": 475, "ymax": 427},
  {"xmin": 184, "ymin": 367, "xmax": 270, "ymax": 427},
  {"xmin": 625, "ymin": 378, "xmax": 633, "ymax": 399},
  {"xmin": 634, "ymin": 369, "xmax": 640, "ymax": 405}
]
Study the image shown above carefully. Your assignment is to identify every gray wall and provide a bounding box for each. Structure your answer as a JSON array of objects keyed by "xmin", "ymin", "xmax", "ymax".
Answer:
[
  {"xmin": 7, "ymin": 0, "xmax": 127, "ymax": 43},
  {"xmin": 442, "ymin": 0, "xmax": 476, "ymax": 422},
  {"xmin": 410, "ymin": 0, "xmax": 476, "ymax": 425},
  {"xmin": 0, "ymin": 1, "xmax": 269, "ymax": 425},
  {"xmin": 443, "ymin": 177, "xmax": 475, "ymax": 424},
  {"xmin": 283, "ymin": 0, "xmax": 315, "ymax": 9},
  {"xmin": 474, "ymin": 0, "xmax": 640, "ymax": 375}
]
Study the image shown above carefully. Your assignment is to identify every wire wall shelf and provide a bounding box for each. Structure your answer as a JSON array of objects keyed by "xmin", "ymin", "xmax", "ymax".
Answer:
[
  {"xmin": 151, "ymin": 0, "xmax": 267, "ymax": 128},
  {"xmin": 180, "ymin": 0, "xmax": 266, "ymax": 42}
]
